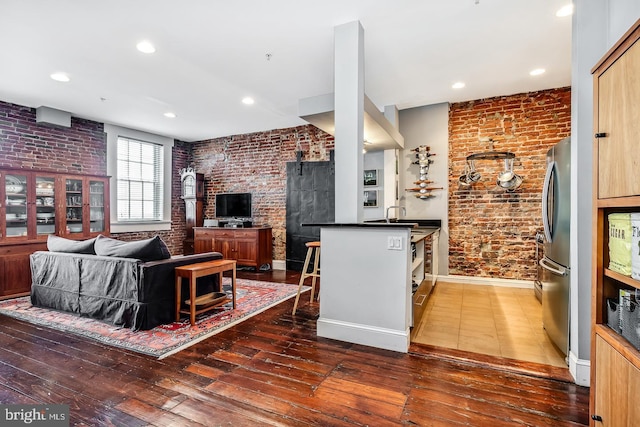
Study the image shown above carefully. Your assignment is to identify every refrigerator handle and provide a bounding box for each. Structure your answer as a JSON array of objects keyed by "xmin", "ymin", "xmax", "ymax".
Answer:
[
  {"xmin": 542, "ymin": 161, "xmax": 556, "ymax": 243},
  {"xmin": 539, "ymin": 256, "xmax": 568, "ymax": 276}
]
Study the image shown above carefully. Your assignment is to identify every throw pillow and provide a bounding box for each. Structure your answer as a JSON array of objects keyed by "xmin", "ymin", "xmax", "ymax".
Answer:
[
  {"xmin": 94, "ymin": 235, "xmax": 171, "ymax": 262},
  {"xmin": 47, "ymin": 235, "xmax": 97, "ymax": 254}
]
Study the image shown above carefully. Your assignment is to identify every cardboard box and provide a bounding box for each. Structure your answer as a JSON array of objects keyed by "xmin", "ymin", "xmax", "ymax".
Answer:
[{"xmin": 609, "ymin": 213, "xmax": 632, "ymax": 276}]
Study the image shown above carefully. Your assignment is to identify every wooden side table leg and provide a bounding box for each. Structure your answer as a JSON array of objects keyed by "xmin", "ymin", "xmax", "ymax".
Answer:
[
  {"xmin": 189, "ymin": 274, "xmax": 197, "ymax": 326},
  {"xmin": 231, "ymin": 263, "xmax": 237, "ymax": 309},
  {"xmin": 175, "ymin": 275, "xmax": 182, "ymax": 322}
]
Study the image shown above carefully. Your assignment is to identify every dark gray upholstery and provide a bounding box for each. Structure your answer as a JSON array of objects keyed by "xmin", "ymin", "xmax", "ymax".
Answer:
[
  {"xmin": 30, "ymin": 250, "xmax": 223, "ymax": 330},
  {"xmin": 94, "ymin": 235, "xmax": 171, "ymax": 262},
  {"xmin": 47, "ymin": 235, "xmax": 97, "ymax": 254}
]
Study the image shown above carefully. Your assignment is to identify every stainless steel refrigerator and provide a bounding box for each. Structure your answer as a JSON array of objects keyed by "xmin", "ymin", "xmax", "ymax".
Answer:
[{"xmin": 540, "ymin": 137, "xmax": 571, "ymax": 358}]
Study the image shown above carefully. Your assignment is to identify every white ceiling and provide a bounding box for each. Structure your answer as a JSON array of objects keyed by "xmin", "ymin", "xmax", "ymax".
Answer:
[{"xmin": 0, "ymin": 0, "xmax": 572, "ymax": 142}]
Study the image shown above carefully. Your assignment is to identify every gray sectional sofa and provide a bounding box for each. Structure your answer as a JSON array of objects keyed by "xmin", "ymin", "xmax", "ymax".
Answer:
[{"xmin": 30, "ymin": 235, "xmax": 223, "ymax": 330}]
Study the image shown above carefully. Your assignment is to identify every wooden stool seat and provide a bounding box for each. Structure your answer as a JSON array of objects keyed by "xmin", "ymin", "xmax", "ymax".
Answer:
[{"xmin": 292, "ymin": 241, "xmax": 320, "ymax": 315}]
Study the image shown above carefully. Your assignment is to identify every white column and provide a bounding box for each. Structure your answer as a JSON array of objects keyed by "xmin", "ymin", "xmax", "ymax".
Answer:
[
  {"xmin": 384, "ymin": 105, "xmax": 400, "ymax": 209},
  {"xmin": 334, "ymin": 21, "xmax": 364, "ymax": 223}
]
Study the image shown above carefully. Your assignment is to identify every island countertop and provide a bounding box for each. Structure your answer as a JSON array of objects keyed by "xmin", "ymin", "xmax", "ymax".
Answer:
[
  {"xmin": 301, "ymin": 222, "xmax": 417, "ymax": 228},
  {"xmin": 302, "ymin": 218, "xmax": 441, "ymax": 229}
]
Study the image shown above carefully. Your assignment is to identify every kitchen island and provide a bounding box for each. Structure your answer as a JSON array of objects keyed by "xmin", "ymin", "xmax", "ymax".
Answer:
[{"xmin": 306, "ymin": 220, "xmax": 440, "ymax": 353}]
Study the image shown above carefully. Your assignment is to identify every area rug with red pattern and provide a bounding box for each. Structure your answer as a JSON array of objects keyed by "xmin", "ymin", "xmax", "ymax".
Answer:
[{"xmin": 0, "ymin": 278, "xmax": 307, "ymax": 359}]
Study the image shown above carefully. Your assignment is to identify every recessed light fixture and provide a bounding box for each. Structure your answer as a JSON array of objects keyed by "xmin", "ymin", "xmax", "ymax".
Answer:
[
  {"xmin": 164, "ymin": 112, "xmax": 176, "ymax": 118},
  {"xmin": 136, "ymin": 40, "xmax": 156, "ymax": 54},
  {"xmin": 242, "ymin": 97, "xmax": 255, "ymax": 105},
  {"xmin": 530, "ymin": 68, "xmax": 546, "ymax": 76},
  {"xmin": 50, "ymin": 73, "xmax": 70, "ymax": 82},
  {"xmin": 556, "ymin": 3, "xmax": 574, "ymax": 17},
  {"xmin": 452, "ymin": 82, "xmax": 465, "ymax": 89}
]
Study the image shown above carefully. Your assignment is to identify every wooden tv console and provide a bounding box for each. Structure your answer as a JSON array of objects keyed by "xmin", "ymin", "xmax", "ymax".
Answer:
[{"xmin": 193, "ymin": 226, "xmax": 272, "ymax": 270}]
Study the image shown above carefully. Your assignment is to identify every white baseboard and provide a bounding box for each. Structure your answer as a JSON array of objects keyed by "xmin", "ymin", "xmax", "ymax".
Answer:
[
  {"xmin": 438, "ymin": 274, "xmax": 534, "ymax": 289},
  {"xmin": 317, "ymin": 318, "xmax": 410, "ymax": 353},
  {"xmin": 271, "ymin": 260, "xmax": 286, "ymax": 270},
  {"xmin": 569, "ymin": 351, "xmax": 590, "ymax": 387}
]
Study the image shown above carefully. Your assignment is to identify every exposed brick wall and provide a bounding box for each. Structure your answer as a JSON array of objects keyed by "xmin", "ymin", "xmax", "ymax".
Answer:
[
  {"xmin": 191, "ymin": 125, "xmax": 334, "ymax": 262},
  {"xmin": 0, "ymin": 101, "xmax": 188, "ymax": 255},
  {"xmin": 2, "ymin": 87, "xmax": 570, "ymax": 276},
  {"xmin": 0, "ymin": 101, "xmax": 105, "ymax": 175},
  {"xmin": 448, "ymin": 87, "xmax": 571, "ymax": 280}
]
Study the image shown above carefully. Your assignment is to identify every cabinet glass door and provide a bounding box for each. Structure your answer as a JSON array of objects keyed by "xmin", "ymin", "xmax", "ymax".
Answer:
[
  {"xmin": 89, "ymin": 180, "xmax": 106, "ymax": 233},
  {"xmin": 35, "ymin": 175, "xmax": 56, "ymax": 236},
  {"xmin": 65, "ymin": 178, "xmax": 84, "ymax": 234},
  {"xmin": 5, "ymin": 173, "xmax": 28, "ymax": 238}
]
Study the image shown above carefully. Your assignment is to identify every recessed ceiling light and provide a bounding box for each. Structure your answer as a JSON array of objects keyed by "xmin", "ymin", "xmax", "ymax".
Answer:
[
  {"xmin": 136, "ymin": 40, "xmax": 156, "ymax": 54},
  {"xmin": 50, "ymin": 73, "xmax": 70, "ymax": 82},
  {"xmin": 242, "ymin": 97, "xmax": 255, "ymax": 105},
  {"xmin": 556, "ymin": 4, "xmax": 574, "ymax": 17},
  {"xmin": 530, "ymin": 68, "xmax": 546, "ymax": 76},
  {"xmin": 164, "ymin": 112, "xmax": 176, "ymax": 118},
  {"xmin": 452, "ymin": 82, "xmax": 465, "ymax": 89}
]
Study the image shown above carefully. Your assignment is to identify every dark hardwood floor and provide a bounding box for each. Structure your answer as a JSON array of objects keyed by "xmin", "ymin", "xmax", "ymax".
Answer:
[{"xmin": 0, "ymin": 270, "xmax": 589, "ymax": 426}]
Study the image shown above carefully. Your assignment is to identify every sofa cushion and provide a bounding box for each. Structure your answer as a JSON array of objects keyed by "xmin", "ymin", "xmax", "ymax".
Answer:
[
  {"xmin": 94, "ymin": 235, "xmax": 171, "ymax": 262},
  {"xmin": 47, "ymin": 235, "xmax": 97, "ymax": 254}
]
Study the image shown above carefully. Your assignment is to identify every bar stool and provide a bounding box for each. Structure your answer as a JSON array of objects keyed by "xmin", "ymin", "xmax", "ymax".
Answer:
[{"xmin": 292, "ymin": 241, "xmax": 320, "ymax": 315}]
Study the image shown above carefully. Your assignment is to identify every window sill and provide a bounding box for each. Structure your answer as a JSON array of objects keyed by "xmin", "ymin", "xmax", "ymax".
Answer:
[{"xmin": 110, "ymin": 221, "xmax": 172, "ymax": 234}]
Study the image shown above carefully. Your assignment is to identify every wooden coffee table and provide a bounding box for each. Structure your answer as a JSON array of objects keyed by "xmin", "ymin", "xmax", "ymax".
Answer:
[{"xmin": 175, "ymin": 259, "xmax": 237, "ymax": 326}]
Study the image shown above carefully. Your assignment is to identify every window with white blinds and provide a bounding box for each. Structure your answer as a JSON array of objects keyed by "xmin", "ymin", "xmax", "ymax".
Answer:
[{"xmin": 116, "ymin": 137, "xmax": 163, "ymax": 221}]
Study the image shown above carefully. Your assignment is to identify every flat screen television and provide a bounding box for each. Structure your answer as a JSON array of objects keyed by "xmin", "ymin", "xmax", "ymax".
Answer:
[{"xmin": 215, "ymin": 192, "xmax": 252, "ymax": 218}]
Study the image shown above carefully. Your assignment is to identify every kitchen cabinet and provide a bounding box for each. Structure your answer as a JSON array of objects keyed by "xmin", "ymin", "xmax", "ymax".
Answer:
[
  {"xmin": 194, "ymin": 227, "xmax": 272, "ymax": 269},
  {"xmin": 411, "ymin": 229, "xmax": 439, "ymax": 331},
  {"xmin": 593, "ymin": 336, "xmax": 640, "ymax": 426},
  {"xmin": 1, "ymin": 168, "xmax": 110, "ymax": 299},
  {"xmin": 590, "ymin": 19, "xmax": 640, "ymax": 426}
]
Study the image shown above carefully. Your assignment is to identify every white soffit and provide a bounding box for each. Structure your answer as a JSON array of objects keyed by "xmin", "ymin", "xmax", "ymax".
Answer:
[{"xmin": 298, "ymin": 93, "xmax": 404, "ymax": 151}]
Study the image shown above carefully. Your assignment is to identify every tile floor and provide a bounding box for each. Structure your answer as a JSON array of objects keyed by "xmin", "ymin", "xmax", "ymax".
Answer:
[{"xmin": 412, "ymin": 281, "xmax": 568, "ymax": 368}]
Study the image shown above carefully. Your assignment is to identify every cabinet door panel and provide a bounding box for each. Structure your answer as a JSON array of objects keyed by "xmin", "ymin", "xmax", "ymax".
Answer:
[
  {"xmin": 594, "ymin": 336, "xmax": 640, "ymax": 426},
  {"xmin": 35, "ymin": 174, "xmax": 57, "ymax": 239},
  {"xmin": 0, "ymin": 253, "xmax": 31, "ymax": 297},
  {"xmin": 598, "ymin": 39, "xmax": 640, "ymax": 198},
  {"xmin": 213, "ymin": 237, "xmax": 235, "ymax": 260},
  {"xmin": 195, "ymin": 237, "xmax": 213, "ymax": 254},
  {"xmin": 88, "ymin": 179, "xmax": 107, "ymax": 234},
  {"xmin": 235, "ymin": 239, "xmax": 257, "ymax": 265},
  {"xmin": 4, "ymin": 173, "xmax": 28, "ymax": 240}
]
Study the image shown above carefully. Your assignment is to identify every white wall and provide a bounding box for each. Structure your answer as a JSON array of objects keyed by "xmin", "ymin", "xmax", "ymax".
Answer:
[
  {"xmin": 317, "ymin": 226, "xmax": 412, "ymax": 352},
  {"xmin": 570, "ymin": 0, "xmax": 640, "ymax": 384},
  {"xmin": 398, "ymin": 102, "xmax": 450, "ymax": 275}
]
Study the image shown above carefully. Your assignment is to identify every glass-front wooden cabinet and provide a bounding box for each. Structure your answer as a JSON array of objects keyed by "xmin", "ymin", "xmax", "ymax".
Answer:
[
  {"xmin": 2, "ymin": 172, "xmax": 59, "ymax": 241},
  {"xmin": 3, "ymin": 172, "xmax": 29, "ymax": 240},
  {"xmin": 1, "ymin": 168, "xmax": 110, "ymax": 299},
  {"xmin": 35, "ymin": 175, "xmax": 57, "ymax": 238},
  {"xmin": 63, "ymin": 177, "xmax": 108, "ymax": 236}
]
